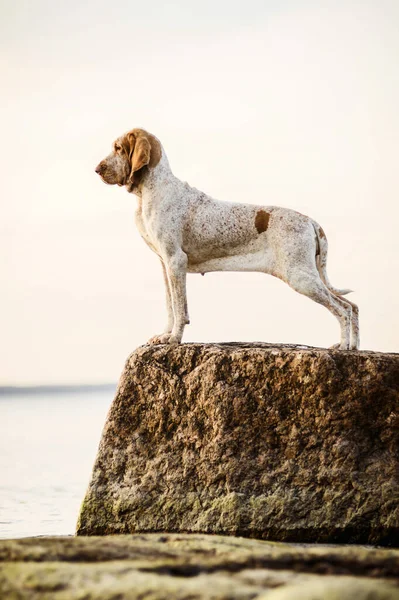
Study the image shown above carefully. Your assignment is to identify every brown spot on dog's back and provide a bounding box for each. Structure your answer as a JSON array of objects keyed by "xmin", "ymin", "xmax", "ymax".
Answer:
[
  {"xmin": 319, "ymin": 227, "xmax": 326, "ymax": 239},
  {"xmin": 255, "ymin": 210, "xmax": 270, "ymax": 234}
]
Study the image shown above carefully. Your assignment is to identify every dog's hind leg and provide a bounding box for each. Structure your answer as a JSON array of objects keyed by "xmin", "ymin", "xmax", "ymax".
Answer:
[
  {"xmin": 313, "ymin": 222, "xmax": 353, "ymax": 297},
  {"xmin": 334, "ymin": 295, "xmax": 359, "ymax": 350},
  {"xmin": 312, "ymin": 222, "xmax": 359, "ymax": 349},
  {"xmin": 285, "ymin": 268, "xmax": 352, "ymax": 350}
]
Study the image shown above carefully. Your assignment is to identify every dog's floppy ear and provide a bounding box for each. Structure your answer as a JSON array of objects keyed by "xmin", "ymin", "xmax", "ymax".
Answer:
[{"xmin": 127, "ymin": 132, "xmax": 151, "ymax": 183}]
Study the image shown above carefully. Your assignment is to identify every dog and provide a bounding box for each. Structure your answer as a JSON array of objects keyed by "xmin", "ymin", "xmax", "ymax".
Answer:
[{"xmin": 95, "ymin": 128, "xmax": 359, "ymax": 350}]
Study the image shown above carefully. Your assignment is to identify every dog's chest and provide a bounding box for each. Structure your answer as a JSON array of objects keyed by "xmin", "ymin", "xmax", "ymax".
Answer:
[
  {"xmin": 135, "ymin": 189, "xmax": 186, "ymax": 253},
  {"xmin": 135, "ymin": 200, "xmax": 174, "ymax": 255},
  {"xmin": 135, "ymin": 206, "xmax": 156, "ymax": 250}
]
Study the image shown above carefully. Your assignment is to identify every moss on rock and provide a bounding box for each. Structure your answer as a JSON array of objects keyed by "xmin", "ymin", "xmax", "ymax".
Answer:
[{"xmin": 1, "ymin": 534, "xmax": 399, "ymax": 599}]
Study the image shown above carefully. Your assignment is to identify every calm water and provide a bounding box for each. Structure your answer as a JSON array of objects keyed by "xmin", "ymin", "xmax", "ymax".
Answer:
[{"xmin": 0, "ymin": 389, "xmax": 113, "ymax": 539}]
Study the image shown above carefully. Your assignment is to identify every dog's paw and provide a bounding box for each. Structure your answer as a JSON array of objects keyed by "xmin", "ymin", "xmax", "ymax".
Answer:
[
  {"xmin": 147, "ymin": 333, "xmax": 170, "ymax": 345},
  {"xmin": 147, "ymin": 333, "xmax": 181, "ymax": 345}
]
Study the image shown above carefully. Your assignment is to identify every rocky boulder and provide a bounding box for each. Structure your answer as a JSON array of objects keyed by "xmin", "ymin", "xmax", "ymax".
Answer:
[{"xmin": 77, "ymin": 343, "xmax": 399, "ymax": 544}]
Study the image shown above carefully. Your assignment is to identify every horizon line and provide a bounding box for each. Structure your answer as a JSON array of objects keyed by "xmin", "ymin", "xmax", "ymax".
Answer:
[{"xmin": 0, "ymin": 383, "xmax": 117, "ymax": 396}]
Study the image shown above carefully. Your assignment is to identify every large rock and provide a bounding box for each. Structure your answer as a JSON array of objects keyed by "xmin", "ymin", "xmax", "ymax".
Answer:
[
  {"xmin": 1, "ymin": 534, "xmax": 399, "ymax": 599},
  {"xmin": 77, "ymin": 343, "xmax": 399, "ymax": 544}
]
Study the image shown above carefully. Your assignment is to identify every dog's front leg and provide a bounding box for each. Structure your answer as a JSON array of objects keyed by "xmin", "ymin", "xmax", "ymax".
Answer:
[
  {"xmin": 165, "ymin": 250, "xmax": 188, "ymax": 344},
  {"xmin": 147, "ymin": 250, "xmax": 188, "ymax": 345},
  {"xmin": 161, "ymin": 258, "xmax": 190, "ymax": 327},
  {"xmin": 147, "ymin": 260, "xmax": 174, "ymax": 345},
  {"xmin": 161, "ymin": 259, "xmax": 174, "ymax": 333}
]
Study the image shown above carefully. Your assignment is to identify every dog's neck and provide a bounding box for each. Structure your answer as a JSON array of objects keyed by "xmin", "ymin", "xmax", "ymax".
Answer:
[{"xmin": 128, "ymin": 145, "xmax": 177, "ymax": 198}]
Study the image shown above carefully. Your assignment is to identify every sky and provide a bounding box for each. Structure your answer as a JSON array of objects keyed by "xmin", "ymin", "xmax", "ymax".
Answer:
[{"xmin": 1, "ymin": 0, "xmax": 398, "ymax": 384}]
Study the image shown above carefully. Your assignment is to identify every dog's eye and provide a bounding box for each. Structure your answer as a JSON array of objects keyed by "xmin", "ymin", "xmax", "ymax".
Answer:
[{"xmin": 114, "ymin": 145, "xmax": 122, "ymax": 153}]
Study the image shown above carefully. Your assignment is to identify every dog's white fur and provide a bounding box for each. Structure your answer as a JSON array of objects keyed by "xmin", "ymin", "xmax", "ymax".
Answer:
[{"xmin": 95, "ymin": 128, "xmax": 359, "ymax": 350}]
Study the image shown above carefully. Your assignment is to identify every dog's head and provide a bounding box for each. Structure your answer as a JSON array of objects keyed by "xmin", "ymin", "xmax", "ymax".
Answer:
[{"xmin": 95, "ymin": 128, "xmax": 161, "ymax": 192}]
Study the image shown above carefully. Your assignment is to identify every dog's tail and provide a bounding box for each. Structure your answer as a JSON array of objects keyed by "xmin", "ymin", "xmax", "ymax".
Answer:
[{"xmin": 313, "ymin": 222, "xmax": 353, "ymax": 296}]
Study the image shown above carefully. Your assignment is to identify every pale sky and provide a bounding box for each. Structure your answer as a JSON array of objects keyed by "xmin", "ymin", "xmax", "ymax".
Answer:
[{"xmin": 1, "ymin": 0, "xmax": 398, "ymax": 384}]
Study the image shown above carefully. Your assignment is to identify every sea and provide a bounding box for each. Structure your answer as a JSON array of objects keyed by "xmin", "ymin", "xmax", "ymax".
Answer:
[{"xmin": 0, "ymin": 385, "xmax": 115, "ymax": 539}]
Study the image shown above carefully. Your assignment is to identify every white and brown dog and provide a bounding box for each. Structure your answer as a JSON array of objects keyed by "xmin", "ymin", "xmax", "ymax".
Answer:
[{"xmin": 95, "ymin": 128, "xmax": 359, "ymax": 350}]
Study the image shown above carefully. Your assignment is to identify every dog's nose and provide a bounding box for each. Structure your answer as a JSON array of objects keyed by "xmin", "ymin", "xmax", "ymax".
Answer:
[{"xmin": 95, "ymin": 163, "xmax": 103, "ymax": 174}]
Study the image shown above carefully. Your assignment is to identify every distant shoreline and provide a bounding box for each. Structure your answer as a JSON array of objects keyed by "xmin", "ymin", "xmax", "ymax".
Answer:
[{"xmin": 0, "ymin": 384, "xmax": 116, "ymax": 396}]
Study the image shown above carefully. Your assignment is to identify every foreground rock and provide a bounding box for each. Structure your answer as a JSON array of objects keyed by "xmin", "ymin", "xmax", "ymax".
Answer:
[
  {"xmin": 1, "ymin": 534, "xmax": 399, "ymax": 599},
  {"xmin": 77, "ymin": 343, "xmax": 399, "ymax": 544}
]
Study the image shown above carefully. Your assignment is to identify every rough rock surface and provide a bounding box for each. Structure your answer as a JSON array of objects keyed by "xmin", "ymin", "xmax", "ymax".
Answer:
[
  {"xmin": 1, "ymin": 534, "xmax": 399, "ymax": 599},
  {"xmin": 77, "ymin": 343, "xmax": 399, "ymax": 544}
]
